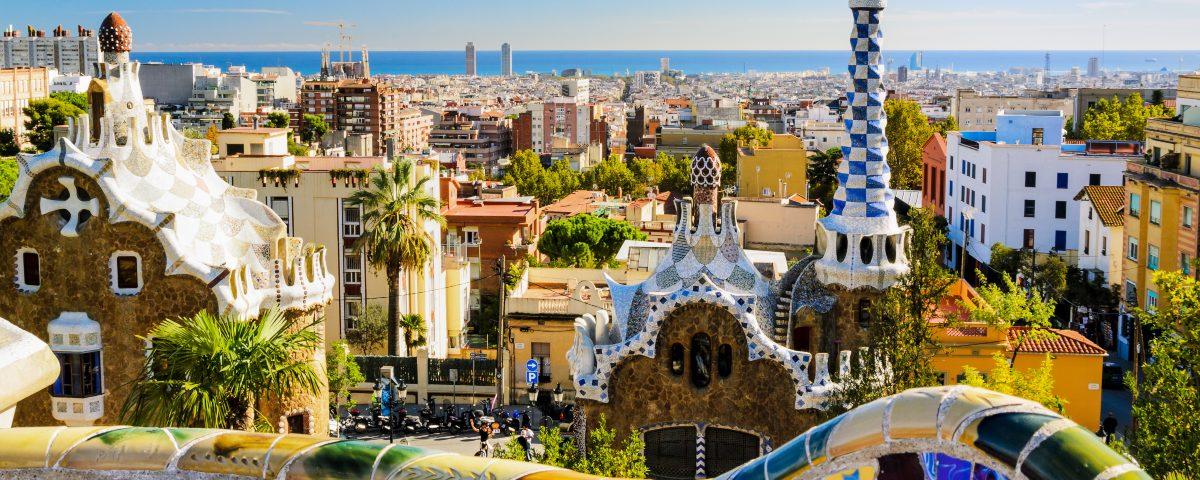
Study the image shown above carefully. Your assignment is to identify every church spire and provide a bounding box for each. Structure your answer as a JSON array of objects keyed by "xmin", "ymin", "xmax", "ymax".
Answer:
[{"xmin": 813, "ymin": 0, "xmax": 910, "ymax": 291}]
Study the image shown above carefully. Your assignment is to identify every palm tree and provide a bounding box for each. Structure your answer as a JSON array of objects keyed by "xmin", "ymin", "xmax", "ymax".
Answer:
[
  {"xmin": 348, "ymin": 159, "xmax": 444, "ymax": 356},
  {"xmin": 119, "ymin": 309, "xmax": 322, "ymax": 430},
  {"xmin": 398, "ymin": 313, "xmax": 428, "ymax": 351}
]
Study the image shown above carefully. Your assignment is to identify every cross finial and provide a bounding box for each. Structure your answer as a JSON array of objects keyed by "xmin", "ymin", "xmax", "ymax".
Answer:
[{"xmin": 40, "ymin": 177, "xmax": 98, "ymax": 237}]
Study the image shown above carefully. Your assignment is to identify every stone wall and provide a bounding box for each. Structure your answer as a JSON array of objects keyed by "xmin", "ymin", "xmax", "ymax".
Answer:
[
  {"xmin": 257, "ymin": 307, "xmax": 330, "ymax": 435},
  {"xmin": 580, "ymin": 303, "xmax": 822, "ymax": 448},
  {"xmin": 0, "ymin": 167, "xmax": 217, "ymax": 427},
  {"xmin": 793, "ymin": 285, "xmax": 879, "ymax": 355}
]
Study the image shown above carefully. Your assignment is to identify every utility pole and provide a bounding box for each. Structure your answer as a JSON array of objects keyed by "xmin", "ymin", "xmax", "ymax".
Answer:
[{"xmin": 495, "ymin": 255, "xmax": 507, "ymax": 406}]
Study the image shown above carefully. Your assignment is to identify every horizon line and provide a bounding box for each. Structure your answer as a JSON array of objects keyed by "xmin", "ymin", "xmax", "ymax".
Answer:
[{"xmin": 132, "ymin": 48, "xmax": 1200, "ymax": 54}]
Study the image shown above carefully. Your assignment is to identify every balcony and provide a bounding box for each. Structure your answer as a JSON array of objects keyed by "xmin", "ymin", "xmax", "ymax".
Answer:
[
  {"xmin": 1127, "ymin": 161, "xmax": 1200, "ymax": 191},
  {"xmin": 505, "ymin": 296, "xmax": 613, "ymax": 317}
]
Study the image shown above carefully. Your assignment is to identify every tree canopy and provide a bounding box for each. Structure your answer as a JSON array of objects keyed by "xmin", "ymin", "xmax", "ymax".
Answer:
[
  {"xmin": 585, "ymin": 155, "xmax": 639, "ymax": 197},
  {"xmin": 503, "ymin": 149, "xmax": 580, "ymax": 205},
  {"xmin": 265, "ymin": 111, "xmax": 291, "ymax": 128},
  {"xmin": 23, "ymin": 98, "xmax": 84, "ymax": 152},
  {"xmin": 807, "ymin": 147, "xmax": 842, "ymax": 208},
  {"xmin": 299, "ymin": 113, "xmax": 329, "ymax": 145},
  {"xmin": 221, "ymin": 112, "xmax": 236, "ymax": 129},
  {"xmin": 1124, "ymin": 269, "xmax": 1200, "ymax": 479},
  {"xmin": 50, "ymin": 91, "xmax": 88, "ymax": 111},
  {"xmin": 538, "ymin": 214, "xmax": 647, "ymax": 268},
  {"xmin": 0, "ymin": 128, "xmax": 19, "ymax": 155},
  {"xmin": 0, "ymin": 155, "xmax": 17, "ymax": 202},
  {"xmin": 883, "ymin": 98, "xmax": 931, "ymax": 190},
  {"xmin": 989, "ymin": 244, "xmax": 1068, "ymax": 303},
  {"xmin": 1080, "ymin": 93, "xmax": 1173, "ymax": 141}
]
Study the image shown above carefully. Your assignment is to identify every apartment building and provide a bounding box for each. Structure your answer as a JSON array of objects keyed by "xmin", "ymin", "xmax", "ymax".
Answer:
[
  {"xmin": 293, "ymin": 78, "xmax": 405, "ymax": 156},
  {"xmin": 1, "ymin": 25, "xmax": 98, "ymax": 76},
  {"xmin": 1118, "ymin": 74, "xmax": 1200, "ymax": 359},
  {"xmin": 465, "ymin": 42, "xmax": 476, "ymax": 77},
  {"xmin": 0, "ymin": 67, "xmax": 50, "ymax": 138},
  {"xmin": 211, "ymin": 130, "xmax": 470, "ymax": 357},
  {"xmin": 441, "ymin": 177, "xmax": 542, "ymax": 298},
  {"xmin": 944, "ymin": 111, "xmax": 1134, "ymax": 273},
  {"xmin": 735, "ymin": 133, "xmax": 809, "ymax": 199},
  {"xmin": 249, "ymin": 67, "xmax": 299, "ymax": 108},
  {"xmin": 429, "ymin": 108, "xmax": 513, "ymax": 166},
  {"xmin": 137, "ymin": 63, "xmax": 209, "ymax": 106},
  {"xmin": 953, "ymin": 89, "xmax": 1074, "ymax": 132},
  {"xmin": 181, "ymin": 74, "xmax": 256, "ymax": 128},
  {"xmin": 1075, "ymin": 186, "xmax": 1125, "ymax": 286},
  {"xmin": 393, "ymin": 108, "xmax": 433, "ymax": 152}
]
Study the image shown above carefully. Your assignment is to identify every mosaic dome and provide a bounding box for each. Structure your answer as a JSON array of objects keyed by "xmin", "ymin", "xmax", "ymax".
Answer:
[
  {"xmin": 690, "ymin": 144, "xmax": 722, "ymax": 189},
  {"xmin": 98, "ymin": 12, "xmax": 131, "ymax": 53}
]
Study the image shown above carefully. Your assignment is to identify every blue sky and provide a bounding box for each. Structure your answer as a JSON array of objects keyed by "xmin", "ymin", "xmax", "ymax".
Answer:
[{"xmin": 4, "ymin": 0, "xmax": 1198, "ymax": 52}]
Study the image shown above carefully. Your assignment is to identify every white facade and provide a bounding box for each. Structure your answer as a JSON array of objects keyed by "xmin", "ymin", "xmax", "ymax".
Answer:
[
  {"xmin": 1, "ymin": 31, "xmax": 99, "ymax": 76},
  {"xmin": 1076, "ymin": 191, "xmax": 1123, "ymax": 285},
  {"xmin": 944, "ymin": 112, "xmax": 1132, "ymax": 268},
  {"xmin": 49, "ymin": 74, "xmax": 91, "ymax": 94}
]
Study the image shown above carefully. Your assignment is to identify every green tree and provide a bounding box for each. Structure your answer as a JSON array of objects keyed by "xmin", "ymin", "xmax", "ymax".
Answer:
[
  {"xmin": 731, "ymin": 123, "xmax": 774, "ymax": 148},
  {"xmin": 344, "ymin": 304, "xmax": 387, "ymax": 353},
  {"xmin": 538, "ymin": 215, "xmax": 647, "ymax": 268},
  {"xmin": 0, "ymin": 155, "xmax": 17, "ymax": 202},
  {"xmin": 326, "ymin": 340, "xmax": 364, "ymax": 412},
  {"xmin": 221, "ymin": 112, "xmax": 236, "ymax": 129},
  {"xmin": 574, "ymin": 415, "xmax": 648, "ymax": 478},
  {"xmin": 961, "ymin": 353, "xmax": 1066, "ymax": 413},
  {"xmin": 119, "ymin": 309, "xmax": 323, "ymax": 431},
  {"xmin": 652, "ymin": 152, "xmax": 691, "ymax": 194},
  {"xmin": 50, "ymin": 91, "xmax": 88, "ymax": 111},
  {"xmin": 1124, "ymin": 270, "xmax": 1200, "ymax": 479},
  {"xmin": 931, "ymin": 115, "xmax": 959, "ymax": 136},
  {"xmin": 503, "ymin": 150, "xmax": 581, "ymax": 206},
  {"xmin": 989, "ymin": 244, "xmax": 1068, "ymax": 304},
  {"xmin": 1151, "ymin": 89, "xmax": 1165, "ymax": 106},
  {"xmin": 883, "ymin": 98, "xmax": 932, "ymax": 190},
  {"xmin": 22, "ymin": 98, "xmax": 84, "ymax": 152},
  {"xmin": 807, "ymin": 147, "xmax": 842, "ymax": 208},
  {"xmin": 348, "ymin": 160, "xmax": 445, "ymax": 356},
  {"xmin": 584, "ymin": 155, "xmax": 639, "ymax": 197},
  {"xmin": 717, "ymin": 133, "xmax": 738, "ymax": 166},
  {"xmin": 0, "ymin": 128, "xmax": 19, "ymax": 156},
  {"xmin": 300, "ymin": 113, "xmax": 330, "ymax": 145},
  {"xmin": 1080, "ymin": 93, "xmax": 1173, "ymax": 141},
  {"xmin": 205, "ymin": 125, "xmax": 220, "ymax": 154},
  {"xmin": 266, "ymin": 111, "xmax": 291, "ymax": 129},
  {"xmin": 970, "ymin": 275, "xmax": 1057, "ymax": 366}
]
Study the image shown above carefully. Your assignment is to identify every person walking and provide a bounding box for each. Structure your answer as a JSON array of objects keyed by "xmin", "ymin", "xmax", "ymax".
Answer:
[
  {"xmin": 1102, "ymin": 412, "xmax": 1119, "ymax": 444},
  {"xmin": 518, "ymin": 425, "xmax": 535, "ymax": 462},
  {"xmin": 471, "ymin": 414, "xmax": 493, "ymax": 457}
]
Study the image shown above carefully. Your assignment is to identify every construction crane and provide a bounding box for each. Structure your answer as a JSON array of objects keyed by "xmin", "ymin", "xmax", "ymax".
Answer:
[{"xmin": 304, "ymin": 20, "xmax": 356, "ymax": 62}]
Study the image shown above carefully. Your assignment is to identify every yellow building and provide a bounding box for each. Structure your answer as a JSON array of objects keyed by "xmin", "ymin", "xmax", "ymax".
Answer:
[
  {"xmin": 502, "ymin": 267, "xmax": 650, "ymax": 404},
  {"xmin": 212, "ymin": 129, "xmax": 472, "ymax": 357},
  {"xmin": 656, "ymin": 126, "xmax": 732, "ymax": 157},
  {"xmin": 928, "ymin": 281, "xmax": 1107, "ymax": 431},
  {"xmin": 735, "ymin": 133, "xmax": 809, "ymax": 199}
]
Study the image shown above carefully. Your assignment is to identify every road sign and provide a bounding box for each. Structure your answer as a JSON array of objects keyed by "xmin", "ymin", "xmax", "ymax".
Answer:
[
  {"xmin": 526, "ymin": 371, "xmax": 539, "ymax": 385},
  {"xmin": 526, "ymin": 359, "xmax": 539, "ymax": 373},
  {"xmin": 470, "ymin": 352, "xmax": 488, "ymax": 360},
  {"xmin": 449, "ymin": 369, "xmax": 458, "ymax": 382}
]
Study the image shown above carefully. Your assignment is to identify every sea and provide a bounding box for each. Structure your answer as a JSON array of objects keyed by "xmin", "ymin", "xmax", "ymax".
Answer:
[{"xmin": 130, "ymin": 50, "xmax": 1200, "ymax": 77}]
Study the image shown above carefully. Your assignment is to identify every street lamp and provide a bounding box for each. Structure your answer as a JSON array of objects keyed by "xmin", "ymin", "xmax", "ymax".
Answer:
[
  {"xmin": 552, "ymin": 383, "xmax": 564, "ymax": 404},
  {"xmin": 374, "ymin": 376, "xmax": 408, "ymax": 443},
  {"xmin": 526, "ymin": 384, "xmax": 539, "ymax": 405}
]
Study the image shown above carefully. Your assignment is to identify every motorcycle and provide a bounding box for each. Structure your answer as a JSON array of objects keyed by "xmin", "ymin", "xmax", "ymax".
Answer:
[
  {"xmin": 420, "ymin": 402, "xmax": 445, "ymax": 434},
  {"xmin": 349, "ymin": 407, "xmax": 372, "ymax": 434},
  {"xmin": 446, "ymin": 406, "xmax": 471, "ymax": 434}
]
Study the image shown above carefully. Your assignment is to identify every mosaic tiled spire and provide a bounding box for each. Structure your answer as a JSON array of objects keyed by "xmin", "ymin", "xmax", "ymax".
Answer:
[{"xmin": 813, "ymin": 0, "xmax": 910, "ymax": 291}]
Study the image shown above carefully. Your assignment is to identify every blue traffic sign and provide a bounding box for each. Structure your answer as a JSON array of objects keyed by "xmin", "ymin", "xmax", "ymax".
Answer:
[
  {"xmin": 526, "ymin": 359, "xmax": 539, "ymax": 373},
  {"xmin": 526, "ymin": 371, "xmax": 539, "ymax": 385}
]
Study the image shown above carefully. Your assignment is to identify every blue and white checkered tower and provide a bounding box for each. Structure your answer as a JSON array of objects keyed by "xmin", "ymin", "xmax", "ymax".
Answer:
[{"xmin": 814, "ymin": 0, "xmax": 911, "ymax": 290}]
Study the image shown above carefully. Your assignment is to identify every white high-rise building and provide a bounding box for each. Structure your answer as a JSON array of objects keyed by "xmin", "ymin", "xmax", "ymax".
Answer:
[
  {"xmin": 2, "ymin": 25, "xmax": 99, "ymax": 76},
  {"xmin": 465, "ymin": 42, "xmax": 477, "ymax": 77},
  {"xmin": 1087, "ymin": 57, "xmax": 1100, "ymax": 78},
  {"xmin": 501, "ymin": 43, "xmax": 512, "ymax": 76}
]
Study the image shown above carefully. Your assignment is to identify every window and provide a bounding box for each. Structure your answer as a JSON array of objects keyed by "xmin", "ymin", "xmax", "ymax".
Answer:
[
  {"xmin": 1033, "ymin": 128, "xmax": 1045, "ymax": 145},
  {"xmin": 857, "ymin": 299, "xmax": 872, "ymax": 329},
  {"xmin": 343, "ymin": 298, "xmax": 361, "ymax": 330},
  {"xmin": 1055, "ymin": 201, "xmax": 1067, "ymax": 219},
  {"xmin": 949, "ymin": 156, "xmax": 954, "ymax": 170},
  {"xmin": 1024, "ymin": 229, "xmax": 1036, "ymax": 249},
  {"xmin": 110, "ymin": 252, "xmax": 143, "ymax": 295},
  {"xmin": 982, "ymin": 168, "xmax": 988, "ymax": 183},
  {"xmin": 1185, "ymin": 207, "xmax": 1195, "ymax": 228},
  {"xmin": 343, "ymin": 251, "xmax": 362, "ymax": 285},
  {"xmin": 1084, "ymin": 231, "xmax": 1092, "ymax": 255},
  {"xmin": 268, "ymin": 196, "xmax": 292, "ymax": 236},
  {"xmin": 1129, "ymin": 193, "xmax": 1141, "ymax": 217},
  {"xmin": 1147, "ymin": 290, "xmax": 1158, "ymax": 311},
  {"xmin": 1128, "ymin": 236, "xmax": 1139, "ymax": 261},
  {"xmin": 1125, "ymin": 280, "xmax": 1138, "ymax": 304},
  {"xmin": 1148, "ymin": 245, "xmax": 1160, "ymax": 270},
  {"xmin": 1102, "ymin": 235, "xmax": 1108, "ymax": 255},
  {"xmin": 1024, "ymin": 199, "xmax": 1036, "ymax": 217},
  {"xmin": 669, "ymin": 343, "xmax": 685, "ymax": 376},
  {"xmin": 532, "ymin": 342, "xmax": 552, "ymax": 382},
  {"xmin": 463, "ymin": 228, "xmax": 480, "ymax": 245},
  {"xmin": 342, "ymin": 204, "xmax": 362, "ymax": 237},
  {"xmin": 51, "ymin": 351, "xmax": 103, "ymax": 398},
  {"xmin": 1054, "ymin": 230, "xmax": 1067, "ymax": 251},
  {"xmin": 1025, "ymin": 171, "xmax": 1037, "ymax": 188},
  {"xmin": 981, "ymin": 196, "xmax": 987, "ymax": 213},
  {"xmin": 980, "ymin": 224, "xmax": 986, "ymax": 243},
  {"xmin": 1182, "ymin": 253, "xmax": 1192, "ymax": 275},
  {"xmin": 1088, "ymin": 207, "xmax": 1094, "ymax": 220},
  {"xmin": 15, "ymin": 248, "xmax": 40, "ymax": 292},
  {"xmin": 716, "ymin": 344, "xmax": 733, "ymax": 378},
  {"xmin": 1089, "ymin": 173, "xmax": 1101, "ymax": 186},
  {"xmin": 1056, "ymin": 172, "xmax": 1068, "ymax": 189},
  {"xmin": 1150, "ymin": 200, "xmax": 1162, "ymax": 225},
  {"xmin": 690, "ymin": 334, "xmax": 712, "ymax": 388},
  {"xmin": 227, "ymin": 143, "xmax": 245, "ymax": 156}
]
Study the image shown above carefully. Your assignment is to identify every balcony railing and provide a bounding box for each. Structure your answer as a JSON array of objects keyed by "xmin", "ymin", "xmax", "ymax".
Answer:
[
  {"xmin": 1127, "ymin": 161, "xmax": 1200, "ymax": 190},
  {"xmin": 505, "ymin": 296, "xmax": 613, "ymax": 316}
]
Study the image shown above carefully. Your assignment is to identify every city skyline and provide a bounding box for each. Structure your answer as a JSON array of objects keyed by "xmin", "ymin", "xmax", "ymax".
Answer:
[{"xmin": 3, "ymin": 0, "xmax": 1198, "ymax": 52}]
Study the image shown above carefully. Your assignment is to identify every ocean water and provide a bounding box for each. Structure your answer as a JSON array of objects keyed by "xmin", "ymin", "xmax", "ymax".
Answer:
[{"xmin": 131, "ymin": 50, "xmax": 1200, "ymax": 77}]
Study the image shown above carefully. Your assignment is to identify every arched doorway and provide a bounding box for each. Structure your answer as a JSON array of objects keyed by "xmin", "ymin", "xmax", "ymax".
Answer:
[
  {"xmin": 644, "ymin": 426, "xmax": 696, "ymax": 479},
  {"xmin": 704, "ymin": 427, "xmax": 760, "ymax": 477}
]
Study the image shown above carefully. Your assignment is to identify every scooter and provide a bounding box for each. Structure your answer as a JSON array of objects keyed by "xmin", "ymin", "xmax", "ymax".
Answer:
[
  {"xmin": 420, "ymin": 402, "xmax": 445, "ymax": 434},
  {"xmin": 349, "ymin": 407, "xmax": 372, "ymax": 434}
]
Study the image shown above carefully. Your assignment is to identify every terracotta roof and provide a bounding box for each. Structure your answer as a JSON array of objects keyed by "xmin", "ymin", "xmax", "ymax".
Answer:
[
  {"xmin": 544, "ymin": 190, "xmax": 604, "ymax": 215},
  {"xmin": 1007, "ymin": 327, "xmax": 1108, "ymax": 356},
  {"xmin": 944, "ymin": 326, "xmax": 988, "ymax": 337},
  {"xmin": 1074, "ymin": 186, "xmax": 1125, "ymax": 227}
]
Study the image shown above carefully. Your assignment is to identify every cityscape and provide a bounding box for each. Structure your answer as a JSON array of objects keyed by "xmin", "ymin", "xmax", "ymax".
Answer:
[{"xmin": 0, "ymin": 1, "xmax": 1197, "ymax": 479}]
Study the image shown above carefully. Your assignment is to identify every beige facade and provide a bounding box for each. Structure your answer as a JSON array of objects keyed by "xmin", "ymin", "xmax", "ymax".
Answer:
[
  {"xmin": 212, "ymin": 134, "xmax": 471, "ymax": 357},
  {"xmin": 733, "ymin": 196, "xmax": 819, "ymax": 255},
  {"xmin": 394, "ymin": 108, "xmax": 433, "ymax": 152},
  {"xmin": 1, "ymin": 67, "xmax": 50, "ymax": 138},
  {"xmin": 953, "ymin": 89, "xmax": 1074, "ymax": 132}
]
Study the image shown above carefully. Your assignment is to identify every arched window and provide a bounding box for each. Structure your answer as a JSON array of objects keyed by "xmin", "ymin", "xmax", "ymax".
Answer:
[
  {"xmin": 717, "ymin": 344, "xmax": 733, "ymax": 378},
  {"xmin": 669, "ymin": 343, "xmax": 685, "ymax": 376},
  {"xmin": 15, "ymin": 247, "xmax": 41, "ymax": 292},
  {"xmin": 690, "ymin": 333, "xmax": 712, "ymax": 388}
]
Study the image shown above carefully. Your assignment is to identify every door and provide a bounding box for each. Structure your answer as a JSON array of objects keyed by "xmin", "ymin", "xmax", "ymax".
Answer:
[
  {"xmin": 644, "ymin": 427, "xmax": 696, "ymax": 480},
  {"xmin": 792, "ymin": 326, "xmax": 812, "ymax": 352},
  {"xmin": 704, "ymin": 427, "xmax": 760, "ymax": 477}
]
